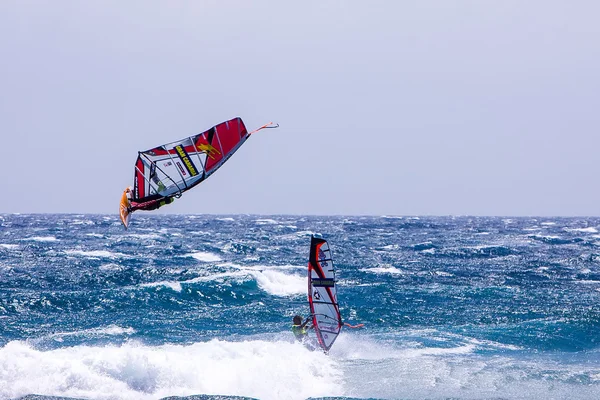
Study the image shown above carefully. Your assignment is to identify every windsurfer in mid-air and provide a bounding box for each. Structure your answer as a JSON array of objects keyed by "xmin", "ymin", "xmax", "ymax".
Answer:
[
  {"xmin": 125, "ymin": 187, "xmax": 175, "ymax": 212},
  {"xmin": 118, "ymin": 117, "xmax": 279, "ymax": 228}
]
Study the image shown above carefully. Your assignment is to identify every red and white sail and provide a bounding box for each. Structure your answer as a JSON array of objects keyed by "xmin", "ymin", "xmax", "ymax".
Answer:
[
  {"xmin": 132, "ymin": 117, "xmax": 251, "ymax": 203},
  {"xmin": 308, "ymin": 235, "xmax": 342, "ymax": 352}
]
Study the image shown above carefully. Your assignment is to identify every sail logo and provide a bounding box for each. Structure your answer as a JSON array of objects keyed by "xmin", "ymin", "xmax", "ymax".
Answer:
[
  {"xmin": 176, "ymin": 162, "xmax": 187, "ymax": 176},
  {"xmin": 318, "ymin": 249, "xmax": 326, "ymax": 260},
  {"xmin": 196, "ymin": 143, "xmax": 221, "ymax": 159},
  {"xmin": 312, "ymin": 279, "xmax": 334, "ymax": 287},
  {"xmin": 174, "ymin": 145, "xmax": 198, "ymax": 177}
]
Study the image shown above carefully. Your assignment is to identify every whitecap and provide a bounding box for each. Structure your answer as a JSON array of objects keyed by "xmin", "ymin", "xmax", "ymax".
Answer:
[
  {"xmin": 125, "ymin": 233, "xmax": 162, "ymax": 240},
  {"xmin": 45, "ymin": 324, "xmax": 136, "ymax": 340},
  {"xmin": 187, "ymin": 251, "xmax": 222, "ymax": 262},
  {"xmin": 99, "ymin": 263, "xmax": 124, "ymax": 271},
  {"xmin": 360, "ymin": 266, "xmax": 403, "ymax": 275},
  {"xmin": 255, "ymin": 218, "xmax": 278, "ymax": 225},
  {"xmin": 86, "ymin": 233, "xmax": 105, "ymax": 238},
  {"xmin": 183, "ymin": 264, "xmax": 306, "ymax": 296},
  {"xmin": 64, "ymin": 250, "xmax": 125, "ymax": 258},
  {"xmin": 295, "ymin": 230, "xmax": 316, "ymax": 237},
  {"xmin": 565, "ymin": 227, "xmax": 598, "ymax": 233},
  {"xmin": 70, "ymin": 219, "xmax": 94, "ymax": 226},
  {"xmin": 249, "ymin": 269, "xmax": 305, "ymax": 296},
  {"xmin": 142, "ymin": 281, "xmax": 183, "ymax": 292},
  {"xmin": 22, "ymin": 236, "xmax": 58, "ymax": 242}
]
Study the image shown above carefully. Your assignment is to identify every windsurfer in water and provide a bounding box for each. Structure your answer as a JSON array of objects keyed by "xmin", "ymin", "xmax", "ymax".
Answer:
[{"xmin": 291, "ymin": 315, "xmax": 313, "ymax": 342}]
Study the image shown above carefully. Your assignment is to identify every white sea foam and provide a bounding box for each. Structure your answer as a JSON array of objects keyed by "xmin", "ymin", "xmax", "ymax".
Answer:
[
  {"xmin": 565, "ymin": 227, "xmax": 598, "ymax": 233},
  {"xmin": 578, "ymin": 279, "xmax": 600, "ymax": 285},
  {"xmin": 330, "ymin": 334, "xmax": 599, "ymax": 400},
  {"xmin": 255, "ymin": 218, "xmax": 278, "ymax": 225},
  {"xmin": 360, "ymin": 266, "xmax": 403, "ymax": 275},
  {"xmin": 99, "ymin": 263, "xmax": 124, "ymax": 271},
  {"xmin": 0, "ymin": 244, "xmax": 18, "ymax": 249},
  {"xmin": 142, "ymin": 281, "xmax": 183, "ymax": 292},
  {"xmin": 86, "ymin": 233, "xmax": 105, "ymax": 238},
  {"xmin": 0, "ymin": 339, "xmax": 340, "ymax": 400},
  {"xmin": 149, "ymin": 263, "xmax": 306, "ymax": 297},
  {"xmin": 185, "ymin": 270, "xmax": 250, "ymax": 284},
  {"xmin": 249, "ymin": 269, "xmax": 305, "ymax": 296},
  {"xmin": 186, "ymin": 251, "xmax": 222, "ymax": 262},
  {"xmin": 462, "ymin": 336, "xmax": 522, "ymax": 351},
  {"xmin": 216, "ymin": 217, "xmax": 235, "ymax": 222},
  {"xmin": 126, "ymin": 233, "xmax": 163, "ymax": 240},
  {"xmin": 70, "ymin": 219, "xmax": 94, "ymax": 225},
  {"xmin": 64, "ymin": 250, "xmax": 126, "ymax": 259},
  {"xmin": 22, "ymin": 236, "xmax": 58, "ymax": 242},
  {"xmin": 531, "ymin": 234, "xmax": 562, "ymax": 240},
  {"xmin": 188, "ymin": 231, "xmax": 212, "ymax": 236},
  {"xmin": 1, "ymin": 331, "xmax": 599, "ymax": 400},
  {"xmin": 173, "ymin": 264, "xmax": 306, "ymax": 297},
  {"xmin": 278, "ymin": 231, "xmax": 316, "ymax": 241},
  {"xmin": 295, "ymin": 230, "xmax": 316, "ymax": 237},
  {"xmin": 47, "ymin": 325, "xmax": 136, "ymax": 341}
]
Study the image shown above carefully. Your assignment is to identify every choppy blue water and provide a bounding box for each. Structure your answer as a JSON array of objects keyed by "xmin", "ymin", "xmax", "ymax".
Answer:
[{"xmin": 1, "ymin": 214, "xmax": 600, "ymax": 400}]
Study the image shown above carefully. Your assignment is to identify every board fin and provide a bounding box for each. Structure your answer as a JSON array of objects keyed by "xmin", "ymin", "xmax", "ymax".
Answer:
[{"xmin": 119, "ymin": 188, "xmax": 132, "ymax": 229}]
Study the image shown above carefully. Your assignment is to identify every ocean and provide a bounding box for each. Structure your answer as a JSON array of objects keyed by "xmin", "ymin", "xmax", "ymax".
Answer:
[{"xmin": 1, "ymin": 214, "xmax": 600, "ymax": 400}]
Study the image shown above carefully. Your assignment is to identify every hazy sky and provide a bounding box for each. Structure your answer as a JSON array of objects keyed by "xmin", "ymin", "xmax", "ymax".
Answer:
[{"xmin": 2, "ymin": 1, "xmax": 599, "ymax": 216}]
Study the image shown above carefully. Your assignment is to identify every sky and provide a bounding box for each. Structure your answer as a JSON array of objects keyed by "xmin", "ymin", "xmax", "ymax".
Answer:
[{"xmin": 1, "ymin": 1, "xmax": 599, "ymax": 216}]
